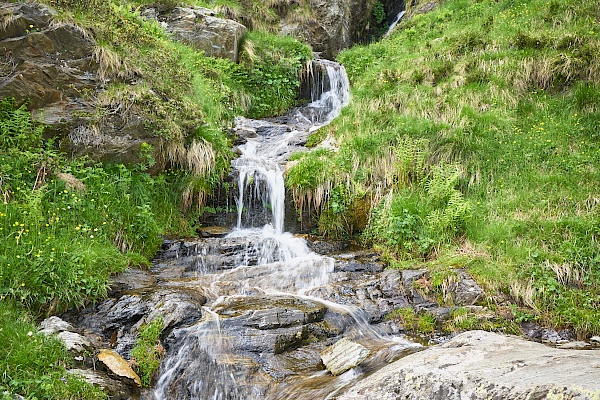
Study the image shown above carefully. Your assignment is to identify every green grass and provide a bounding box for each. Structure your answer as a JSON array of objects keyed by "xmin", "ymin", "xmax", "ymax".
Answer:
[
  {"xmin": 0, "ymin": 301, "xmax": 106, "ymax": 399},
  {"xmin": 287, "ymin": 0, "xmax": 600, "ymax": 336},
  {"xmin": 131, "ymin": 318, "xmax": 163, "ymax": 387}
]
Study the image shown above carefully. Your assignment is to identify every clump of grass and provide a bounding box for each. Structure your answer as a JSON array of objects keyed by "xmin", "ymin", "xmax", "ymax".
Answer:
[{"xmin": 131, "ymin": 318, "xmax": 164, "ymax": 387}]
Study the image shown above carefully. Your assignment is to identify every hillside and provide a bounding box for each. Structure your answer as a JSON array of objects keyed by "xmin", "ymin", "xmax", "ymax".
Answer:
[
  {"xmin": 1, "ymin": 0, "xmax": 599, "ymax": 398},
  {"xmin": 288, "ymin": 0, "xmax": 600, "ymax": 336}
]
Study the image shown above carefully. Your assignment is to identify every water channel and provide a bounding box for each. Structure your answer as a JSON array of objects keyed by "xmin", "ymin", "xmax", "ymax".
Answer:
[{"xmin": 147, "ymin": 59, "xmax": 424, "ymax": 399}]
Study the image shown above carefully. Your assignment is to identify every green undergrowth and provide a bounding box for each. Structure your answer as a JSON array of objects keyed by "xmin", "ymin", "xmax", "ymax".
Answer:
[
  {"xmin": 0, "ymin": 98, "xmax": 189, "ymax": 398},
  {"xmin": 287, "ymin": 0, "xmax": 600, "ymax": 336},
  {"xmin": 131, "ymin": 318, "xmax": 164, "ymax": 387},
  {"xmin": 0, "ymin": 301, "xmax": 107, "ymax": 399}
]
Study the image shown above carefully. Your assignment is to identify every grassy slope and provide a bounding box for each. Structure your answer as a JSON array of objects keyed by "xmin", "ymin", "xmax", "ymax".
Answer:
[
  {"xmin": 1, "ymin": 0, "xmax": 311, "ymax": 397},
  {"xmin": 288, "ymin": 0, "xmax": 600, "ymax": 335}
]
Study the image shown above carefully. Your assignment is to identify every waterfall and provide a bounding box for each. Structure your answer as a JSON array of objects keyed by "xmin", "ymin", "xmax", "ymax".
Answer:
[
  {"xmin": 385, "ymin": 10, "xmax": 406, "ymax": 36},
  {"xmin": 152, "ymin": 61, "xmax": 419, "ymax": 400},
  {"xmin": 231, "ymin": 60, "xmax": 350, "ymax": 234}
]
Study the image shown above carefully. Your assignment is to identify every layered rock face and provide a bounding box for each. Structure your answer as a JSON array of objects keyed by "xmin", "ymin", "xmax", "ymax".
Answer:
[
  {"xmin": 153, "ymin": 7, "xmax": 247, "ymax": 62},
  {"xmin": 279, "ymin": 0, "xmax": 405, "ymax": 58},
  {"xmin": 0, "ymin": 3, "xmax": 247, "ymax": 166},
  {"xmin": 335, "ymin": 330, "xmax": 600, "ymax": 400},
  {"xmin": 0, "ymin": 3, "xmax": 96, "ymax": 131}
]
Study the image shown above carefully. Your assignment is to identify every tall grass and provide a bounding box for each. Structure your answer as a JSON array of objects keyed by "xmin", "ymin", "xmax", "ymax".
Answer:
[{"xmin": 287, "ymin": 0, "xmax": 600, "ymax": 335}]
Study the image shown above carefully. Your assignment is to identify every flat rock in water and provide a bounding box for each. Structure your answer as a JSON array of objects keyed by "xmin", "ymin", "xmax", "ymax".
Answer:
[
  {"xmin": 320, "ymin": 338, "xmax": 370, "ymax": 376},
  {"xmin": 335, "ymin": 330, "xmax": 600, "ymax": 400},
  {"xmin": 97, "ymin": 349, "xmax": 141, "ymax": 388}
]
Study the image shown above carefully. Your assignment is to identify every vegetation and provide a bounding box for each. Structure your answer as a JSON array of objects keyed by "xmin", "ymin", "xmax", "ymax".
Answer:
[
  {"xmin": 1, "ymin": 0, "xmax": 311, "ymax": 398},
  {"xmin": 288, "ymin": 0, "xmax": 600, "ymax": 336},
  {"xmin": 131, "ymin": 318, "xmax": 164, "ymax": 387},
  {"xmin": 0, "ymin": 300, "xmax": 106, "ymax": 399}
]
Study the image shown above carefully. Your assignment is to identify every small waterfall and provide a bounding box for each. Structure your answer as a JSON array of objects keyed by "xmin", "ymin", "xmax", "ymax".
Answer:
[
  {"xmin": 152, "ymin": 61, "xmax": 419, "ymax": 399},
  {"xmin": 231, "ymin": 59, "xmax": 350, "ymax": 233},
  {"xmin": 385, "ymin": 10, "xmax": 406, "ymax": 36}
]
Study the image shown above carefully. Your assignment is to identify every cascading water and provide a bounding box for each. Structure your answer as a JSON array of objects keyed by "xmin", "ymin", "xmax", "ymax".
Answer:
[
  {"xmin": 152, "ymin": 60, "xmax": 420, "ymax": 400},
  {"xmin": 385, "ymin": 10, "xmax": 406, "ymax": 36}
]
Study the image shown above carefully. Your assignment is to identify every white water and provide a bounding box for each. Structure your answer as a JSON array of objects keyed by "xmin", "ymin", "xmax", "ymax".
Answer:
[
  {"xmin": 153, "ymin": 61, "xmax": 419, "ymax": 400},
  {"xmin": 385, "ymin": 10, "xmax": 406, "ymax": 36}
]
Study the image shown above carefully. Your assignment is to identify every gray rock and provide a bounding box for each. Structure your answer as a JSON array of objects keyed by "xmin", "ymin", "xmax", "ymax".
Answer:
[
  {"xmin": 320, "ymin": 338, "xmax": 370, "ymax": 376},
  {"xmin": 68, "ymin": 369, "xmax": 133, "ymax": 400},
  {"xmin": 160, "ymin": 7, "xmax": 246, "ymax": 62},
  {"xmin": 56, "ymin": 331, "xmax": 93, "ymax": 354},
  {"xmin": 590, "ymin": 336, "xmax": 600, "ymax": 343},
  {"xmin": 39, "ymin": 316, "xmax": 73, "ymax": 335},
  {"xmin": 335, "ymin": 330, "xmax": 600, "ymax": 399},
  {"xmin": 452, "ymin": 269, "xmax": 484, "ymax": 305}
]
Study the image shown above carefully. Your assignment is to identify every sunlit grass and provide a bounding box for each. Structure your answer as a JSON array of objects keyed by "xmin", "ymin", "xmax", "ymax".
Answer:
[{"xmin": 288, "ymin": 0, "xmax": 600, "ymax": 335}]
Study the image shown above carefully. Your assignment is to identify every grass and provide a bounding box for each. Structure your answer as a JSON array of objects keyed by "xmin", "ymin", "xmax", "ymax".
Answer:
[
  {"xmin": 0, "ymin": 301, "xmax": 106, "ymax": 399},
  {"xmin": 131, "ymin": 318, "xmax": 163, "ymax": 387},
  {"xmin": 287, "ymin": 0, "xmax": 600, "ymax": 336},
  {"xmin": 1, "ymin": 0, "xmax": 312, "ymax": 396}
]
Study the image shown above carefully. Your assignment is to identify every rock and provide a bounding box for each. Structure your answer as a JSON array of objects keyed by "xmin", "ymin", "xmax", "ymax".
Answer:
[
  {"xmin": 335, "ymin": 330, "xmax": 600, "ymax": 400},
  {"xmin": 451, "ymin": 269, "xmax": 484, "ymax": 305},
  {"xmin": 68, "ymin": 369, "xmax": 133, "ymax": 400},
  {"xmin": 557, "ymin": 341, "xmax": 590, "ymax": 350},
  {"xmin": 590, "ymin": 336, "xmax": 600, "ymax": 343},
  {"xmin": 108, "ymin": 268, "xmax": 156, "ymax": 296},
  {"xmin": 56, "ymin": 331, "xmax": 93, "ymax": 354},
  {"xmin": 97, "ymin": 349, "xmax": 142, "ymax": 388},
  {"xmin": 521, "ymin": 321, "xmax": 575, "ymax": 343},
  {"xmin": 158, "ymin": 7, "xmax": 247, "ymax": 62},
  {"xmin": 0, "ymin": 2, "xmax": 158, "ymax": 166},
  {"xmin": 141, "ymin": 289, "xmax": 206, "ymax": 333},
  {"xmin": 197, "ymin": 226, "xmax": 231, "ymax": 238},
  {"xmin": 320, "ymin": 338, "xmax": 370, "ymax": 376},
  {"xmin": 39, "ymin": 316, "xmax": 73, "ymax": 335}
]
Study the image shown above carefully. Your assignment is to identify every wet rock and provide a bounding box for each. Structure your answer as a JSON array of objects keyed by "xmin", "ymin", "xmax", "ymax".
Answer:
[
  {"xmin": 140, "ymin": 289, "xmax": 205, "ymax": 333},
  {"xmin": 97, "ymin": 349, "xmax": 142, "ymax": 388},
  {"xmin": 521, "ymin": 321, "xmax": 575, "ymax": 343},
  {"xmin": 308, "ymin": 239, "xmax": 349, "ymax": 255},
  {"xmin": 56, "ymin": 331, "xmax": 93, "ymax": 354},
  {"xmin": 39, "ymin": 316, "xmax": 73, "ymax": 335},
  {"xmin": 451, "ymin": 269, "xmax": 484, "ymax": 305},
  {"xmin": 320, "ymin": 338, "xmax": 370, "ymax": 376},
  {"xmin": 109, "ymin": 268, "xmax": 156, "ymax": 296},
  {"xmin": 68, "ymin": 369, "xmax": 133, "ymax": 400},
  {"xmin": 336, "ymin": 330, "xmax": 600, "ymax": 400},
  {"xmin": 197, "ymin": 226, "xmax": 230, "ymax": 238},
  {"xmin": 156, "ymin": 7, "xmax": 247, "ymax": 62}
]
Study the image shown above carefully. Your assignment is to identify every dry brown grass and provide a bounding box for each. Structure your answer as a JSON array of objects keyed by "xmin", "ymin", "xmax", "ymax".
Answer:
[
  {"xmin": 56, "ymin": 172, "xmax": 85, "ymax": 192},
  {"xmin": 510, "ymin": 280, "xmax": 539, "ymax": 312},
  {"xmin": 93, "ymin": 44, "xmax": 140, "ymax": 83}
]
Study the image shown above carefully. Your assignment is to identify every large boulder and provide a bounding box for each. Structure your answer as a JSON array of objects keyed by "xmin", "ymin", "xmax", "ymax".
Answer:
[
  {"xmin": 151, "ymin": 6, "xmax": 246, "ymax": 62},
  {"xmin": 335, "ymin": 330, "xmax": 600, "ymax": 399}
]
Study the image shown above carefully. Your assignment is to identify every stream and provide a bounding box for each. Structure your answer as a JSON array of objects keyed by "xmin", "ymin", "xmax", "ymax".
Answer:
[
  {"xmin": 67, "ymin": 59, "xmax": 426, "ymax": 400},
  {"xmin": 152, "ymin": 59, "xmax": 421, "ymax": 399}
]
